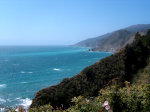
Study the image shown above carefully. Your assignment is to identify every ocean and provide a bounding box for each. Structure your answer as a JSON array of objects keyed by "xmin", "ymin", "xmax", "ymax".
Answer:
[{"xmin": 0, "ymin": 46, "xmax": 112, "ymax": 109}]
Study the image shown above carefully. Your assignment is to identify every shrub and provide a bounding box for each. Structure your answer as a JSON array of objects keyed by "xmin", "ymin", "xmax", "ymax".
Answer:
[{"xmin": 67, "ymin": 83, "xmax": 150, "ymax": 112}]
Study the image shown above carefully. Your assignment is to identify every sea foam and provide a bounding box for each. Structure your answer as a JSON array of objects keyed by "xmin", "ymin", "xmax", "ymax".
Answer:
[
  {"xmin": 0, "ymin": 108, "xmax": 5, "ymax": 112},
  {"xmin": 0, "ymin": 84, "xmax": 6, "ymax": 88},
  {"xmin": 0, "ymin": 98, "xmax": 6, "ymax": 103},
  {"xmin": 53, "ymin": 68, "xmax": 60, "ymax": 71},
  {"xmin": 20, "ymin": 71, "xmax": 33, "ymax": 74},
  {"xmin": 20, "ymin": 71, "xmax": 26, "ymax": 74},
  {"xmin": 19, "ymin": 98, "xmax": 32, "ymax": 109},
  {"xmin": 28, "ymin": 72, "xmax": 33, "ymax": 74}
]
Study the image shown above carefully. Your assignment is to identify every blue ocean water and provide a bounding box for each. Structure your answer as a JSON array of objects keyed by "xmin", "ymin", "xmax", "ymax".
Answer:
[{"xmin": 0, "ymin": 46, "xmax": 112, "ymax": 108}]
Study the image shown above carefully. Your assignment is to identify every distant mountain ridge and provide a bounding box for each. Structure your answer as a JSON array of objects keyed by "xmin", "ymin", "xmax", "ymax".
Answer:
[
  {"xmin": 75, "ymin": 24, "xmax": 150, "ymax": 52},
  {"xmin": 124, "ymin": 24, "xmax": 150, "ymax": 32}
]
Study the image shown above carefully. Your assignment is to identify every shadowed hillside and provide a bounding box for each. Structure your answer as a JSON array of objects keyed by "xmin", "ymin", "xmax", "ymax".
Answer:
[
  {"xmin": 31, "ymin": 30, "xmax": 150, "ymax": 109},
  {"xmin": 76, "ymin": 24, "xmax": 150, "ymax": 52}
]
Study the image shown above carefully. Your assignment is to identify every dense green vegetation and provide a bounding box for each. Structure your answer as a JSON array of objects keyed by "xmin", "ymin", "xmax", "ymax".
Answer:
[
  {"xmin": 28, "ymin": 58, "xmax": 150, "ymax": 112},
  {"xmin": 6, "ymin": 82, "xmax": 150, "ymax": 112},
  {"xmin": 30, "ymin": 29, "xmax": 150, "ymax": 111},
  {"xmin": 66, "ymin": 83, "xmax": 150, "ymax": 112},
  {"xmin": 28, "ymin": 81, "xmax": 150, "ymax": 112}
]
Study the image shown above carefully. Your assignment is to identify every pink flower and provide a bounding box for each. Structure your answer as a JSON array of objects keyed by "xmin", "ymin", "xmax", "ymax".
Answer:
[
  {"xmin": 102, "ymin": 103, "xmax": 105, "ymax": 107},
  {"xmin": 105, "ymin": 105, "xmax": 110, "ymax": 110},
  {"xmin": 102, "ymin": 101, "xmax": 109, "ymax": 106},
  {"xmin": 102, "ymin": 101, "xmax": 112, "ymax": 111}
]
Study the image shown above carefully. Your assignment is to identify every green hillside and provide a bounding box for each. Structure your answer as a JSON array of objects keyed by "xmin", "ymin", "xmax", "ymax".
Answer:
[{"xmin": 30, "ymin": 30, "xmax": 150, "ymax": 111}]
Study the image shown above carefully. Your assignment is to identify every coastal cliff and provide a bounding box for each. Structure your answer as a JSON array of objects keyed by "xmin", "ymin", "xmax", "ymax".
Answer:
[
  {"xmin": 31, "ymin": 30, "xmax": 150, "ymax": 109},
  {"xmin": 76, "ymin": 24, "xmax": 150, "ymax": 52}
]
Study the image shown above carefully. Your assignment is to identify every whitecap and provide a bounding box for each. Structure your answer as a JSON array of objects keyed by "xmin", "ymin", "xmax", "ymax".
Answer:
[
  {"xmin": 0, "ymin": 84, "xmax": 6, "ymax": 88},
  {"xmin": 21, "ymin": 82, "xmax": 28, "ymax": 84},
  {"xmin": 28, "ymin": 72, "xmax": 33, "ymax": 74},
  {"xmin": 16, "ymin": 97, "xmax": 21, "ymax": 100},
  {"xmin": 19, "ymin": 98, "xmax": 32, "ymax": 109},
  {"xmin": 20, "ymin": 71, "xmax": 26, "ymax": 74},
  {"xmin": 0, "ymin": 98, "xmax": 6, "ymax": 103},
  {"xmin": 6, "ymin": 98, "xmax": 12, "ymax": 102},
  {"xmin": 0, "ymin": 108, "xmax": 5, "ymax": 112},
  {"xmin": 53, "ymin": 68, "xmax": 60, "ymax": 71}
]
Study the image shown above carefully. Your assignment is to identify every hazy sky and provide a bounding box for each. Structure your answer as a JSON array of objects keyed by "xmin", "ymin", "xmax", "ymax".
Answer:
[{"xmin": 0, "ymin": 0, "xmax": 150, "ymax": 45}]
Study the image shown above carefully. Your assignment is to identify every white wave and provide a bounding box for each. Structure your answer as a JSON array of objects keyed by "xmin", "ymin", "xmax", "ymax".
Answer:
[
  {"xmin": 6, "ymin": 98, "xmax": 12, "ymax": 102},
  {"xmin": 28, "ymin": 72, "xmax": 33, "ymax": 74},
  {"xmin": 19, "ymin": 98, "xmax": 32, "ymax": 109},
  {"xmin": 0, "ymin": 108, "xmax": 5, "ymax": 112},
  {"xmin": 20, "ymin": 71, "xmax": 26, "ymax": 74},
  {"xmin": 0, "ymin": 98, "xmax": 6, "ymax": 103},
  {"xmin": 16, "ymin": 97, "xmax": 21, "ymax": 100},
  {"xmin": 0, "ymin": 84, "xmax": 6, "ymax": 88},
  {"xmin": 21, "ymin": 82, "xmax": 28, "ymax": 84},
  {"xmin": 20, "ymin": 71, "xmax": 33, "ymax": 74},
  {"xmin": 53, "ymin": 68, "xmax": 60, "ymax": 71}
]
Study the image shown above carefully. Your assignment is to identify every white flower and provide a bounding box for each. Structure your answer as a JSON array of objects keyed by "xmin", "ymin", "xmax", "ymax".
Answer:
[
  {"xmin": 86, "ymin": 99, "xmax": 90, "ymax": 103},
  {"xmin": 15, "ymin": 108, "xmax": 19, "ymax": 112}
]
